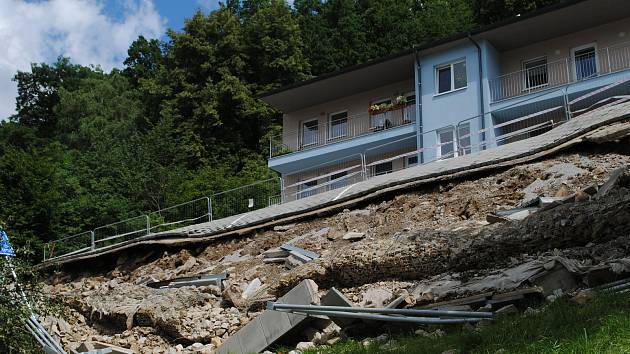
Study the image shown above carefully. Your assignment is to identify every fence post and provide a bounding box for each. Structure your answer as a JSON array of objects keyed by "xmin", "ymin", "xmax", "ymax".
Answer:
[
  {"xmin": 563, "ymin": 89, "xmax": 572, "ymax": 121},
  {"xmin": 565, "ymin": 57, "xmax": 571, "ymax": 83},
  {"xmin": 279, "ymin": 178, "xmax": 285, "ymax": 204},
  {"xmin": 208, "ymin": 197, "xmax": 213, "ymax": 222},
  {"xmin": 606, "ymin": 47, "xmax": 612, "ymax": 73},
  {"xmin": 90, "ymin": 231, "xmax": 95, "ymax": 251},
  {"xmin": 145, "ymin": 215, "xmax": 150, "ymax": 235},
  {"xmin": 43, "ymin": 244, "xmax": 46, "ymax": 261}
]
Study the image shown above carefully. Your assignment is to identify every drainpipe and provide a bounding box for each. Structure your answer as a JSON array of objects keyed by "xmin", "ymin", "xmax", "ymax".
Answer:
[
  {"xmin": 414, "ymin": 46, "xmax": 424, "ymax": 163},
  {"xmin": 467, "ymin": 34, "xmax": 486, "ymax": 149}
]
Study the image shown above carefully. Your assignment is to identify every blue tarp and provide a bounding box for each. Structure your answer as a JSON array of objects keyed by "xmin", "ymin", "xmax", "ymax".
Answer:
[{"xmin": 0, "ymin": 230, "xmax": 16, "ymax": 257}]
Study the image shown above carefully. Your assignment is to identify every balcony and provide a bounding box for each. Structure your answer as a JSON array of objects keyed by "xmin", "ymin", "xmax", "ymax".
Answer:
[
  {"xmin": 270, "ymin": 104, "xmax": 416, "ymax": 158},
  {"xmin": 489, "ymin": 42, "xmax": 630, "ymax": 102}
]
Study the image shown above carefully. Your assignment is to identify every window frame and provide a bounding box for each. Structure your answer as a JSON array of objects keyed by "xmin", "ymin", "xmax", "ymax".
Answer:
[
  {"xmin": 435, "ymin": 59, "xmax": 467, "ymax": 95},
  {"xmin": 405, "ymin": 154, "xmax": 419, "ymax": 168},
  {"xmin": 300, "ymin": 119, "xmax": 320, "ymax": 148},
  {"xmin": 522, "ymin": 56, "xmax": 549, "ymax": 90},
  {"xmin": 571, "ymin": 43, "xmax": 599, "ymax": 81},
  {"xmin": 328, "ymin": 110, "xmax": 349, "ymax": 141},
  {"xmin": 436, "ymin": 127, "xmax": 456, "ymax": 159}
]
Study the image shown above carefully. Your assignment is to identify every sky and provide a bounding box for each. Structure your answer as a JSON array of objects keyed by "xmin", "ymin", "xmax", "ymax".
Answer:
[{"xmin": 0, "ymin": 0, "xmax": 229, "ymax": 120}]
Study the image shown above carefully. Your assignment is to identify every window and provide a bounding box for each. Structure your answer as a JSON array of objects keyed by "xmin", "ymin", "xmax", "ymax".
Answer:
[
  {"xmin": 457, "ymin": 123, "xmax": 471, "ymax": 155},
  {"xmin": 405, "ymin": 155, "xmax": 418, "ymax": 168},
  {"xmin": 437, "ymin": 128, "xmax": 455, "ymax": 159},
  {"xmin": 523, "ymin": 57, "xmax": 548, "ymax": 89},
  {"xmin": 301, "ymin": 120, "xmax": 319, "ymax": 147},
  {"xmin": 299, "ymin": 179, "xmax": 318, "ymax": 199},
  {"xmin": 328, "ymin": 111, "xmax": 348, "ymax": 140},
  {"xmin": 370, "ymin": 99, "xmax": 391, "ymax": 129},
  {"xmin": 373, "ymin": 161, "xmax": 393, "ymax": 176},
  {"xmin": 330, "ymin": 171, "xmax": 348, "ymax": 189},
  {"xmin": 436, "ymin": 60, "xmax": 467, "ymax": 94},
  {"xmin": 573, "ymin": 44, "xmax": 598, "ymax": 80}
]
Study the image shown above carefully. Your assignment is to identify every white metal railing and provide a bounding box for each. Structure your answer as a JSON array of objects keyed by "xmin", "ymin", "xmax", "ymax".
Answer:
[
  {"xmin": 270, "ymin": 104, "xmax": 416, "ymax": 158},
  {"xmin": 490, "ymin": 41, "xmax": 630, "ymax": 102}
]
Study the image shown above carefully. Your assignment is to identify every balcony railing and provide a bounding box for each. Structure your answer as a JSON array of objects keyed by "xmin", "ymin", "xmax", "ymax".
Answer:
[
  {"xmin": 270, "ymin": 104, "xmax": 416, "ymax": 158},
  {"xmin": 489, "ymin": 41, "xmax": 630, "ymax": 102}
]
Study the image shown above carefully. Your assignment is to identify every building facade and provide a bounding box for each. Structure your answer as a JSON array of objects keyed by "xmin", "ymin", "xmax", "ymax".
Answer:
[{"xmin": 262, "ymin": 0, "xmax": 630, "ymax": 202}]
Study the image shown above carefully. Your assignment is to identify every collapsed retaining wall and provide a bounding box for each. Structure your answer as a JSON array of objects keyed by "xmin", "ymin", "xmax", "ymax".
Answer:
[{"xmin": 265, "ymin": 173, "xmax": 630, "ymax": 296}]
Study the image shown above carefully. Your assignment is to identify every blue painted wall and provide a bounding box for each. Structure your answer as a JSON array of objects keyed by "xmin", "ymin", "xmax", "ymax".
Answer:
[{"xmin": 418, "ymin": 43, "xmax": 482, "ymax": 162}]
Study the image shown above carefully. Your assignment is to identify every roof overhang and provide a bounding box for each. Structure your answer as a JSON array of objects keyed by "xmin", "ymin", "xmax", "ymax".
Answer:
[
  {"xmin": 260, "ymin": 0, "xmax": 630, "ymax": 112},
  {"xmin": 261, "ymin": 52, "xmax": 415, "ymax": 112},
  {"xmin": 474, "ymin": 0, "xmax": 630, "ymax": 52}
]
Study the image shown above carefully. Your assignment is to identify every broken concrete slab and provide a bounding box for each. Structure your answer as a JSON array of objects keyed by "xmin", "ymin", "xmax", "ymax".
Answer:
[
  {"xmin": 263, "ymin": 247, "xmax": 290, "ymax": 258},
  {"xmin": 289, "ymin": 250, "xmax": 313, "ymax": 263},
  {"xmin": 496, "ymin": 207, "xmax": 537, "ymax": 218},
  {"xmin": 320, "ymin": 287, "xmax": 358, "ymax": 327},
  {"xmin": 505, "ymin": 209, "xmax": 535, "ymax": 221},
  {"xmin": 596, "ymin": 167, "xmax": 627, "ymax": 198},
  {"xmin": 146, "ymin": 272, "xmax": 227, "ymax": 289},
  {"xmin": 280, "ymin": 244, "xmax": 319, "ymax": 260},
  {"xmin": 530, "ymin": 264, "xmax": 578, "ymax": 296},
  {"xmin": 218, "ymin": 279, "xmax": 319, "ymax": 354},
  {"xmin": 76, "ymin": 341, "xmax": 134, "ymax": 354},
  {"xmin": 495, "ymin": 304, "xmax": 519, "ymax": 316},
  {"xmin": 263, "ymin": 257, "xmax": 287, "ymax": 264},
  {"xmin": 286, "ymin": 255, "xmax": 306, "ymax": 269},
  {"xmin": 486, "ymin": 214, "xmax": 509, "ymax": 224},
  {"xmin": 342, "ymin": 232, "xmax": 365, "ymax": 241},
  {"xmin": 360, "ymin": 288, "xmax": 393, "ymax": 308},
  {"xmin": 242, "ymin": 278, "xmax": 262, "ymax": 300}
]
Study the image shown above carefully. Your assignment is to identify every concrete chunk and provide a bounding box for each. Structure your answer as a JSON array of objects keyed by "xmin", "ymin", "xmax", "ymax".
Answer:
[
  {"xmin": 218, "ymin": 279, "xmax": 319, "ymax": 354},
  {"xmin": 596, "ymin": 167, "xmax": 627, "ymax": 198},
  {"xmin": 342, "ymin": 232, "xmax": 365, "ymax": 241},
  {"xmin": 280, "ymin": 244, "xmax": 319, "ymax": 259},
  {"xmin": 320, "ymin": 287, "xmax": 358, "ymax": 327},
  {"xmin": 263, "ymin": 247, "xmax": 290, "ymax": 258}
]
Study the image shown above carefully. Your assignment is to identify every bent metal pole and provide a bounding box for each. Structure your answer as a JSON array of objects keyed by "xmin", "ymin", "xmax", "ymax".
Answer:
[
  {"xmin": 273, "ymin": 308, "xmax": 487, "ymax": 325},
  {"xmin": 267, "ymin": 303, "xmax": 494, "ymax": 319}
]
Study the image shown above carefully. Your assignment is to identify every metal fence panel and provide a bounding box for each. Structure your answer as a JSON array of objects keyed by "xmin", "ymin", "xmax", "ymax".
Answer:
[
  {"xmin": 93, "ymin": 215, "xmax": 149, "ymax": 249},
  {"xmin": 149, "ymin": 197, "xmax": 211, "ymax": 233},
  {"xmin": 43, "ymin": 231, "xmax": 94, "ymax": 261},
  {"xmin": 211, "ymin": 178, "xmax": 282, "ymax": 219}
]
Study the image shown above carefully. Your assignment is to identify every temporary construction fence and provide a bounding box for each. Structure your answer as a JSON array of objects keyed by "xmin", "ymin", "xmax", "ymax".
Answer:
[
  {"xmin": 212, "ymin": 178, "xmax": 282, "ymax": 219},
  {"xmin": 149, "ymin": 197, "xmax": 212, "ymax": 234},
  {"xmin": 43, "ymin": 180, "xmax": 279, "ymax": 261},
  {"xmin": 43, "ymin": 231, "xmax": 93, "ymax": 261},
  {"xmin": 43, "ymin": 75, "xmax": 630, "ymax": 261},
  {"xmin": 93, "ymin": 215, "xmax": 150, "ymax": 249},
  {"xmin": 281, "ymin": 154, "xmax": 366, "ymax": 202}
]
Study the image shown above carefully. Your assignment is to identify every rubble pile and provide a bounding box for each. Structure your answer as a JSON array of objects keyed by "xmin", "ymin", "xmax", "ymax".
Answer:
[{"xmin": 42, "ymin": 147, "xmax": 630, "ymax": 353}]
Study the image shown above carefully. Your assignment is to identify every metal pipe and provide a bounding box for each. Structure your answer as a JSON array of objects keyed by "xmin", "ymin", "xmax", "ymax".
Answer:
[
  {"xmin": 413, "ymin": 46, "xmax": 424, "ymax": 164},
  {"xmin": 273, "ymin": 308, "xmax": 487, "ymax": 325},
  {"xmin": 591, "ymin": 277, "xmax": 630, "ymax": 290},
  {"xmin": 467, "ymin": 34, "xmax": 486, "ymax": 148},
  {"xmin": 268, "ymin": 303, "xmax": 493, "ymax": 319}
]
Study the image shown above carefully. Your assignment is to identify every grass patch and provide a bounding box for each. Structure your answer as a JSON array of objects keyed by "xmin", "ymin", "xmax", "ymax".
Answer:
[{"xmin": 303, "ymin": 291, "xmax": 630, "ymax": 354}]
